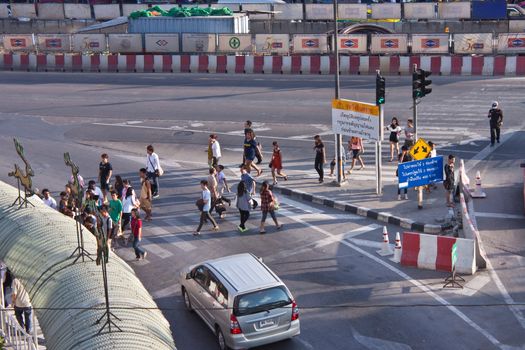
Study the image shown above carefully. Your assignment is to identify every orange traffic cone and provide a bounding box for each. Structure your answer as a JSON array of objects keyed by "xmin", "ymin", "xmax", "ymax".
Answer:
[
  {"xmin": 471, "ymin": 171, "xmax": 486, "ymax": 198},
  {"xmin": 377, "ymin": 226, "xmax": 393, "ymax": 256},
  {"xmin": 392, "ymin": 232, "xmax": 402, "ymax": 263}
]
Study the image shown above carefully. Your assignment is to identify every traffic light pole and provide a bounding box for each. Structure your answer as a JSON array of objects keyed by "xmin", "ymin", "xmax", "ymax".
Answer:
[
  {"xmin": 375, "ymin": 69, "xmax": 384, "ymax": 195},
  {"xmin": 333, "ymin": 0, "xmax": 343, "ymax": 185},
  {"xmin": 412, "ymin": 63, "xmax": 423, "ymax": 209}
]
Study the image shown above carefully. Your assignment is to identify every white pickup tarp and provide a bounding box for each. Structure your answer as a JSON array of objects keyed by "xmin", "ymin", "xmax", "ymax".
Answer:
[
  {"xmin": 454, "ymin": 33, "xmax": 493, "ymax": 54},
  {"xmin": 108, "ymin": 34, "xmax": 143, "ymax": 53},
  {"xmin": 411, "ymin": 34, "xmax": 449, "ymax": 54},
  {"xmin": 145, "ymin": 34, "xmax": 179, "ymax": 53},
  {"xmin": 71, "ymin": 34, "xmax": 107, "ymax": 53},
  {"xmin": 292, "ymin": 34, "xmax": 328, "ymax": 54},
  {"xmin": 3, "ymin": 35, "xmax": 35, "ymax": 51},
  {"xmin": 37, "ymin": 34, "xmax": 71, "ymax": 52},
  {"xmin": 371, "ymin": 34, "xmax": 408, "ymax": 54},
  {"xmin": 337, "ymin": 34, "xmax": 367, "ymax": 54},
  {"xmin": 182, "ymin": 33, "xmax": 216, "ymax": 53},
  {"xmin": 255, "ymin": 34, "xmax": 290, "ymax": 55},
  {"xmin": 496, "ymin": 33, "xmax": 525, "ymax": 53},
  {"xmin": 218, "ymin": 34, "xmax": 253, "ymax": 53}
]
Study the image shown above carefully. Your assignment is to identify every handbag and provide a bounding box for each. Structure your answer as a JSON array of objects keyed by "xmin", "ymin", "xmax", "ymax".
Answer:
[
  {"xmin": 196, "ymin": 198, "xmax": 204, "ymax": 211},
  {"xmin": 148, "ymin": 156, "xmax": 163, "ymax": 177}
]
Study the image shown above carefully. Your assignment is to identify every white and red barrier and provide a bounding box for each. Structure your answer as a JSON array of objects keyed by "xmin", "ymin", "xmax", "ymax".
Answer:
[
  {"xmin": 400, "ymin": 232, "xmax": 477, "ymax": 275},
  {"xmin": 1, "ymin": 54, "xmax": 525, "ymax": 76}
]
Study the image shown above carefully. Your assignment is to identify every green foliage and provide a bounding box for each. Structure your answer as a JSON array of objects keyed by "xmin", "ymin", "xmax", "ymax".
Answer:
[{"xmin": 129, "ymin": 6, "xmax": 233, "ymax": 19}]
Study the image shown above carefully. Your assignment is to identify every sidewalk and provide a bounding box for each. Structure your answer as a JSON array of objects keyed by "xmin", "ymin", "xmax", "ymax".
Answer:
[{"xmin": 263, "ymin": 172, "xmax": 453, "ymax": 234}]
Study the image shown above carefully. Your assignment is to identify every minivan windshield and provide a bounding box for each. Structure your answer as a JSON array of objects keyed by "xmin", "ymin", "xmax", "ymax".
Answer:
[{"xmin": 234, "ymin": 286, "xmax": 292, "ymax": 316}]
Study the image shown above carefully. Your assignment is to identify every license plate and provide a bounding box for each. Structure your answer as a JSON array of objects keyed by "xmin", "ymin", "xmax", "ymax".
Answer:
[{"xmin": 259, "ymin": 319, "xmax": 275, "ymax": 328}]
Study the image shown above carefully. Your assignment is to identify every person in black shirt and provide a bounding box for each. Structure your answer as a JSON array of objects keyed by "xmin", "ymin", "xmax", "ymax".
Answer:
[
  {"xmin": 488, "ymin": 101, "xmax": 503, "ymax": 146},
  {"xmin": 99, "ymin": 153, "xmax": 113, "ymax": 203},
  {"xmin": 443, "ymin": 154, "xmax": 455, "ymax": 208},
  {"xmin": 313, "ymin": 135, "xmax": 326, "ymax": 183}
]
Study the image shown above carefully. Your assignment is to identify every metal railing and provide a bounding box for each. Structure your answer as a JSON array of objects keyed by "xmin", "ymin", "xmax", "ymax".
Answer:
[{"xmin": 0, "ymin": 281, "xmax": 39, "ymax": 350}]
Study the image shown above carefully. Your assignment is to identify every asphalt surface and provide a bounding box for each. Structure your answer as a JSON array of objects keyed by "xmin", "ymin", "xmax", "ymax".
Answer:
[{"xmin": 0, "ymin": 72, "xmax": 524, "ymax": 350}]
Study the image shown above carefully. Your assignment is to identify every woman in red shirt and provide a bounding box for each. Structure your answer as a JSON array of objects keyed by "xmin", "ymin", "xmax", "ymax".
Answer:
[
  {"xmin": 259, "ymin": 181, "xmax": 282, "ymax": 234},
  {"xmin": 270, "ymin": 141, "xmax": 288, "ymax": 186},
  {"xmin": 131, "ymin": 208, "xmax": 147, "ymax": 261}
]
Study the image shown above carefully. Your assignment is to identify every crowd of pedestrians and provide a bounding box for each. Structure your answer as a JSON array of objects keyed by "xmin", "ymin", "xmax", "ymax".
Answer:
[{"xmin": 39, "ymin": 145, "xmax": 164, "ymax": 262}]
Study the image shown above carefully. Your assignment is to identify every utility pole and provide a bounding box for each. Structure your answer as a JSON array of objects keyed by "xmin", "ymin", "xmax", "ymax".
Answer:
[
  {"xmin": 375, "ymin": 70, "xmax": 385, "ymax": 195},
  {"xmin": 333, "ymin": 0, "xmax": 343, "ymax": 185}
]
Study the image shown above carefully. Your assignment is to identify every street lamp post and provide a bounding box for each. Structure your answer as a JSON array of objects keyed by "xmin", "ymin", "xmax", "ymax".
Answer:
[{"xmin": 333, "ymin": 0, "xmax": 343, "ymax": 185}]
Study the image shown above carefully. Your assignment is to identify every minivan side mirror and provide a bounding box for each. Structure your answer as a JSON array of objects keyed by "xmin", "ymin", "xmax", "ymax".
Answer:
[{"xmin": 186, "ymin": 272, "xmax": 192, "ymax": 280}]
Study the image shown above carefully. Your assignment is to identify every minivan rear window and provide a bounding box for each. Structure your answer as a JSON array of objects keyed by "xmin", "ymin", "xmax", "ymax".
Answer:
[{"xmin": 234, "ymin": 286, "xmax": 292, "ymax": 316}]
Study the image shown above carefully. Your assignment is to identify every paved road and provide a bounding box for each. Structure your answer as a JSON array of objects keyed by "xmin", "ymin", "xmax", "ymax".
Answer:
[{"xmin": 0, "ymin": 72, "xmax": 524, "ymax": 350}]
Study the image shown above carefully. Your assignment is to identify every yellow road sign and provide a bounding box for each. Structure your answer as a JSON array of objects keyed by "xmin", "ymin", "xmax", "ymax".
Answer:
[{"xmin": 409, "ymin": 138, "xmax": 431, "ymax": 160}]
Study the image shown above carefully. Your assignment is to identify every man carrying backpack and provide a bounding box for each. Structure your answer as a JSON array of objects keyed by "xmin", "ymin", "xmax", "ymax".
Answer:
[{"xmin": 488, "ymin": 101, "xmax": 503, "ymax": 146}]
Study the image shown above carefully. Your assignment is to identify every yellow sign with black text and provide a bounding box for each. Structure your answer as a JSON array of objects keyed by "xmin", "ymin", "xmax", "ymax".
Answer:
[{"xmin": 409, "ymin": 138, "xmax": 431, "ymax": 160}]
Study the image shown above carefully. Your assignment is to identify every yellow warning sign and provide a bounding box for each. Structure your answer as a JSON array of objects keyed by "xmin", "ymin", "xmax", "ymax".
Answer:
[{"xmin": 409, "ymin": 138, "xmax": 431, "ymax": 160}]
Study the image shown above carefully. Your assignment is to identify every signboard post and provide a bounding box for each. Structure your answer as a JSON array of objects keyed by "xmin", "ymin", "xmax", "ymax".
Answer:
[
  {"xmin": 398, "ymin": 155, "xmax": 444, "ymax": 206},
  {"xmin": 332, "ymin": 98, "xmax": 381, "ymax": 193}
]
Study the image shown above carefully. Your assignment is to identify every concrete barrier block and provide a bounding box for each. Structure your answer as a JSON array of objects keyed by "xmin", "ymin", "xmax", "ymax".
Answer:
[
  {"xmin": 38, "ymin": 4, "xmax": 65, "ymax": 20},
  {"xmin": 64, "ymin": 4, "xmax": 92, "ymax": 20},
  {"xmin": 0, "ymin": 4, "xmax": 9, "ymax": 19},
  {"xmin": 11, "ymin": 4, "xmax": 37, "ymax": 19},
  {"xmin": 94, "ymin": 4, "xmax": 121, "ymax": 20}
]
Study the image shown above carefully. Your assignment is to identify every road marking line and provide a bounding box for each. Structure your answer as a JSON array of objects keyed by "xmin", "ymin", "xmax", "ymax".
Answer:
[
  {"xmin": 474, "ymin": 212, "xmax": 525, "ymax": 220},
  {"xmin": 454, "ymin": 275, "xmax": 492, "ymax": 297},
  {"xmin": 151, "ymin": 284, "xmax": 180, "ymax": 299},
  {"xmin": 141, "ymin": 237, "xmax": 174, "ymax": 259},
  {"xmin": 352, "ymin": 326, "xmax": 412, "ymax": 350},
  {"xmin": 264, "ymin": 221, "xmax": 380, "ymax": 264},
  {"xmin": 147, "ymin": 227, "xmax": 192, "ymax": 255},
  {"xmin": 280, "ymin": 211, "xmax": 508, "ymax": 349},
  {"xmin": 114, "ymin": 246, "xmax": 150, "ymax": 265}
]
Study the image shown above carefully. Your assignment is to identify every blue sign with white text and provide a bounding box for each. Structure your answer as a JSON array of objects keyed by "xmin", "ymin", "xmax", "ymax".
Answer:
[{"xmin": 398, "ymin": 156, "xmax": 444, "ymax": 189}]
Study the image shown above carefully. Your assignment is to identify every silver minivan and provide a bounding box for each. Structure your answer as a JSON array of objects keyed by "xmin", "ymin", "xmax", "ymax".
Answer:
[{"xmin": 179, "ymin": 253, "xmax": 300, "ymax": 350}]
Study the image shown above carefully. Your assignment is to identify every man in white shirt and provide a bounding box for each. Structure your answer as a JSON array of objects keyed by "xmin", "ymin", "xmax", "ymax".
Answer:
[
  {"xmin": 210, "ymin": 134, "xmax": 221, "ymax": 167},
  {"xmin": 42, "ymin": 189, "xmax": 57, "ymax": 210},
  {"xmin": 12, "ymin": 277, "xmax": 32, "ymax": 333},
  {"xmin": 87, "ymin": 180, "xmax": 104, "ymax": 207},
  {"xmin": 146, "ymin": 145, "xmax": 161, "ymax": 198},
  {"xmin": 194, "ymin": 180, "xmax": 219, "ymax": 236}
]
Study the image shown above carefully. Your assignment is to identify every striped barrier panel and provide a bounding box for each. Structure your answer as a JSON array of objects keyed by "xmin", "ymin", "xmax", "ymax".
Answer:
[
  {"xmin": 400, "ymin": 232, "xmax": 477, "ymax": 275},
  {"xmin": 2, "ymin": 54, "xmax": 525, "ymax": 76}
]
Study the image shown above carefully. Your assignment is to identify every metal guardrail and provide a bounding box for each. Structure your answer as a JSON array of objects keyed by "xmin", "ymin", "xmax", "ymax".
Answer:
[{"xmin": 0, "ymin": 282, "xmax": 39, "ymax": 350}]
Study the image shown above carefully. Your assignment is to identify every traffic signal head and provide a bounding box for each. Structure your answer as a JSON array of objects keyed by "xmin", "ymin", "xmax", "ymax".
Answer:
[
  {"xmin": 376, "ymin": 73, "xmax": 385, "ymax": 105},
  {"xmin": 412, "ymin": 68, "xmax": 432, "ymax": 99}
]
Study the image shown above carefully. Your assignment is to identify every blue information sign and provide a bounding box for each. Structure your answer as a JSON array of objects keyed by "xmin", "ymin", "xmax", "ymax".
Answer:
[{"xmin": 398, "ymin": 156, "xmax": 444, "ymax": 189}]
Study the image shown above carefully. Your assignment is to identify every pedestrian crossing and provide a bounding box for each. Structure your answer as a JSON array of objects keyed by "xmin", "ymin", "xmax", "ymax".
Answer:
[{"xmin": 113, "ymin": 197, "xmax": 380, "ymax": 263}]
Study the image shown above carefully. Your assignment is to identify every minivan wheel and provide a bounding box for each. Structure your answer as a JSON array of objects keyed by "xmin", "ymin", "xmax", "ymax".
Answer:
[
  {"xmin": 182, "ymin": 288, "xmax": 193, "ymax": 312},
  {"xmin": 216, "ymin": 327, "xmax": 230, "ymax": 350}
]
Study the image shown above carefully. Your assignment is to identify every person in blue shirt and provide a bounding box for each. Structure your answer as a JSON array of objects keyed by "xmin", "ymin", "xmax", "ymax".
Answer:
[{"xmin": 243, "ymin": 130, "xmax": 261, "ymax": 176}]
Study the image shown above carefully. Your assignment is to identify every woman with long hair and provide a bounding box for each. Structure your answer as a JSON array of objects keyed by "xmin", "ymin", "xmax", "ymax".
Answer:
[
  {"xmin": 386, "ymin": 117, "xmax": 402, "ymax": 162},
  {"xmin": 121, "ymin": 186, "xmax": 138, "ymax": 236},
  {"xmin": 259, "ymin": 181, "xmax": 282, "ymax": 234},
  {"xmin": 113, "ymin": 175, "xmax": 124, "ymax": 199},
  {"xmin": 270, "ymin": 141, "xmax": 288, "ymax": 185},
  {"xmin": 235, "ymin": 181, "xmax": 251, "ymax": 233},
  {"xmin": 348, "ymin": 136, "xmax": 365, "ymax": 174}
]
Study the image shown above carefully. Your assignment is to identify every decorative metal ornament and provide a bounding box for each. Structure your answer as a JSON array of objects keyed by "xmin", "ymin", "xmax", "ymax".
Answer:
[
  {"xmin": 8, "ymin": 138, "xmax": 35, "ymax": 208},
  {"xmin": 64, "ymin": 152, "xmax": 83, "ymax": 209}
]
